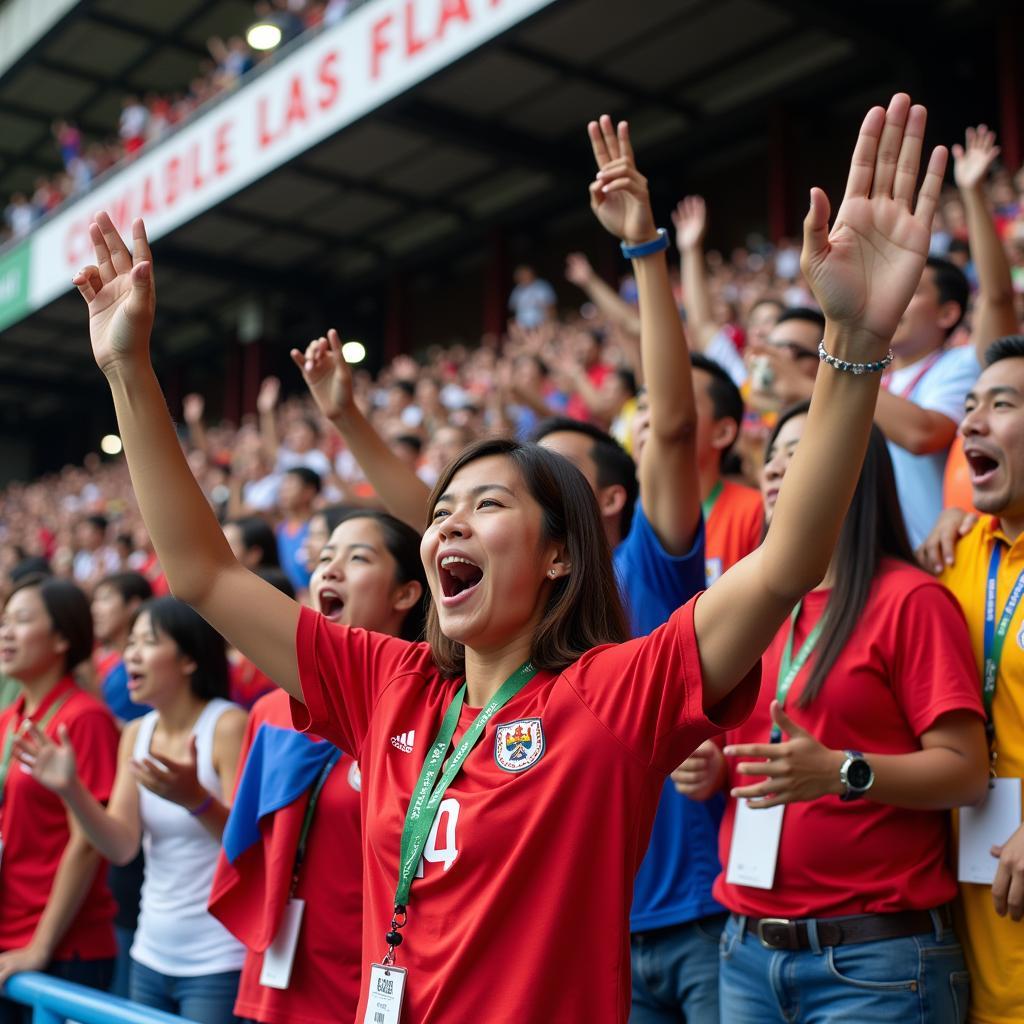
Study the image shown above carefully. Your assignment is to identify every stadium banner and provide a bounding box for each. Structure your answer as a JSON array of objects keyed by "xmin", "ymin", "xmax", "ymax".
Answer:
[
  {"xmin": 24, "ymin": 0, "xmax": 557, "ymax": 319},
  {"xmin": 0, "ymin": 241, "xmax": 31, "ymax": 332}
]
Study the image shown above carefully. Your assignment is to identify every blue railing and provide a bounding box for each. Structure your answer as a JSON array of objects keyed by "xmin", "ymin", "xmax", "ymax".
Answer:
[{"xmin": 3, "ymin": 973, "xmax": 192, "ymax": 1024}]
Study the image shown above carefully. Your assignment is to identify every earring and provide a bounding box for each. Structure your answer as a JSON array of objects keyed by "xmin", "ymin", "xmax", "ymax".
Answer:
[{"xmin": 549, "ymin": 569, "xmax": 557, "ymax": 578}]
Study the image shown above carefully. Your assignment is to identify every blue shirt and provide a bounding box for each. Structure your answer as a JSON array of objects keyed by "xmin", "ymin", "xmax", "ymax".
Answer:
[
  {"xmin": 276, "ymin": 520, "xmax": 312, "ymax": 593},
  {"xmin": 102, "ymin": 659, "xmax": 150, "ymax": 722},
  {"xmin": 613, "ymin": 505, "xmax": 726, "ymax": 931}
]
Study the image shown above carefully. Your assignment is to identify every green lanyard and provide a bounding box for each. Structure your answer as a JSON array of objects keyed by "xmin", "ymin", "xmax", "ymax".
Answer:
[
  {"xmin": 983, "ymin": 543, "xmax": 1024, "ymax": 741},
  {"xmin": 770, "ymin": 601, "xmax": 825, "ymax": 742},
  {"xmin": 0, "ymin": 690, "xmax": 73, "ymax": 799},
  {"xmin": 384, "ymin": 661, "xmax": 537, "ymax": 962},
  {"xmin": 289, "ymin": 746, "xmax": 342, "ymax": 898},
  {"xmin": 701, "ymin": 480, "xmax": 724, "ymax": 521}
]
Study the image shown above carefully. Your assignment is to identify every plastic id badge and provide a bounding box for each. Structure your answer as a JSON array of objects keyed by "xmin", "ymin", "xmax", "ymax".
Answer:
[
  {"xmin": 959, "ymin": 778, "xmax": 1022, "ymax": 885},
  {"xmin": 260, "ymin": 898, "xmax": 305, "ymax": 989},
  {"xmin": 726, "ymin": 800, "xmax": 784, "ymax": 890},
  {"xmin": 363, "ymin": 963, "xmax": 407, "ymax": 1024}
]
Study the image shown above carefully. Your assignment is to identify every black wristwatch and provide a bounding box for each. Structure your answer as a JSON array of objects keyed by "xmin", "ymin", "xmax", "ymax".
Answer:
[{"xmin": 839, "ymin": 750, "xmax": 874, "ymax": 801}]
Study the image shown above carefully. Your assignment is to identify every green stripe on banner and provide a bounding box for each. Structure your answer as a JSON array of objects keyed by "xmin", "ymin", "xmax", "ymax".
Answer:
[{"xmin": 0, "ymin": 243, "xmax": 31, "ymax": 332}]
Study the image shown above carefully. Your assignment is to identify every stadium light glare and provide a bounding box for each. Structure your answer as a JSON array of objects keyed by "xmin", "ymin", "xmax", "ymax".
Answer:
[
  {"xmin": 246, "ymin": 21, "xmax": 282, "ymax": 51},
  {"xmin": 100, "ymin": 434, "xmax": 123, "ymax": 456},
  {"xmin": 342, "ymin": 341, "xmax": 366, "ymax": 364}
]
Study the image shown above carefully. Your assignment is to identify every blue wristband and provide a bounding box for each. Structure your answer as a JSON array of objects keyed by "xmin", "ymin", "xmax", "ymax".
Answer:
[{"xmin": 620, "ymin": 228, "xmax": 669, "ymax": 260}]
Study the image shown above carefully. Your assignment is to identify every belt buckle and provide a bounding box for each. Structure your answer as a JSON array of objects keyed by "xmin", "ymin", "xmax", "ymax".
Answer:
[{"xmin": 756, "ymin": 917, "xmax": 796, "ymax": 950}]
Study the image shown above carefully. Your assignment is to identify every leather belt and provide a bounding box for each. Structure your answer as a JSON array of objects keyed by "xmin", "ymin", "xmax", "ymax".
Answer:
[{"xmin": 742, "ymin": 905, "xmax": 953, "ymax": 951}]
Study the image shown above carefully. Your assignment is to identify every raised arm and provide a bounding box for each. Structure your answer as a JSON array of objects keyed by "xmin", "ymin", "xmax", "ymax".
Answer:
[
  {"xmin": 76, "ymin": 214, "xmax": 301, "ymax": 698},
  {"xmin": 673, "ymin": 196, "xmax": 718, "ymax": 353},
  {"xmin": 291, "ymin": 330, "xmax": 430, "ymax": 531},
  {"xmin": 256, "ymin": 376, "xmax": 282, "ymax": 468},
  {"xmin": 564, "ymin": 252, "xmax": 642, "ymax": 336},
  {"xmin": 694, "ymin": 95, "xmax": 947, "ymax": 706},
  {"xmin": 588, "ymin": 117, "xmax": 700, "ymax": 553},
  {"xmin": 954, "ymin": 125, "xmax": 1019, "ymax": 360}
]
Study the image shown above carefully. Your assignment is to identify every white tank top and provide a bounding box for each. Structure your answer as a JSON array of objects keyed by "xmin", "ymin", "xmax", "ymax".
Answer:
[{"xmin": 129, "ymin": 698, "xmax": 246, "ymax": 976}]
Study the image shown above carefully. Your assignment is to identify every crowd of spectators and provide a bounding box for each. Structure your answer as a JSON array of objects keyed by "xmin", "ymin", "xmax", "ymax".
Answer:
[
  {"xmin": 2, "ymin": 108, "xmax": 1024, "ymax": 1024},
  {"xmin": 3, "ymin": 131, "xmax": 1022, "ymax": 595},
  {"xmin": 1, "ymin": 0, "xmax": 357, "ymax": 246}
]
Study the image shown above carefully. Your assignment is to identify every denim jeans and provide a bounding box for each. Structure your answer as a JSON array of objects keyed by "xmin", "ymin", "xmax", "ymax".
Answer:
[
  {"xmin": 129, "ymin": 959, "xmax": 242, "ymax": 1024},
  {"xmin": 0, "ymin": 956, "xmax": 114, "ymax": 1024},
  {"xmin": 630, "ymin": 912, "xmax": 727, "ymax": 1023},
  {"xmin": 718, "ymin": 912, "xmax": 970, "ymax": 1024}
]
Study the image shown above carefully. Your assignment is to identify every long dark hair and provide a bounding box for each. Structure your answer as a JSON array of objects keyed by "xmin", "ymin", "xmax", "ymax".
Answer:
[
  {"xmin": 132, "ymin": 597, "xmax": 229, "ymax": 701},
  {"xmin": 765, "ymin": 402, "xmax": 916, "ymax": 707},
  {"xmin": 333, "ymin": 509, "xmax": 428, "ymax": 642},
  {"xmin": 424, "ymin": 438, "xmax": 629, "ymax": 676}
]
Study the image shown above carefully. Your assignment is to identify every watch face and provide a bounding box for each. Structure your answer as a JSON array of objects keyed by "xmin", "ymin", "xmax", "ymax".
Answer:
[{"xmin": 847, "ymin": 759, "xmax": 872, "ymax": 790}]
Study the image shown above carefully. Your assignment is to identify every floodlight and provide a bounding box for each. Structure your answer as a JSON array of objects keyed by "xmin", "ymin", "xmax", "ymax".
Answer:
[
  {"xmin": 100, "ymin": 434, "xmax": 123, "ymax": 455},
  {"xmin": 246, "ymin": 21, "xmax": 282, "ymax": 51},
  {"xmin": 342, "ymin": 341, "xmax": 366, "ymax": 364}
]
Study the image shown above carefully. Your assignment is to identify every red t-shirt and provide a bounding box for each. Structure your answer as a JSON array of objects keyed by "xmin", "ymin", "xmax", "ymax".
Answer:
[
  {"xmin": 704, "ymin": 480, "xmax": 763, "ymax": 585},
  {"xmin": 566, "ymin": 363, "xmax": 612, "ymax": 423},
  {"xmin": 713, "ymin": 560, "xmax": 985, "ymax": 919},
  {"xmin": 229, "ymin": 655, "xmax": 278, "ymax": 711},
  {"xmin": 291, "ymin": 596, "xmax": 758, "ymax": 1024},
  {"xmin": 0, "ymin": 677, "xmax": 119, "ymax": 958},
  {"xmin": 221, "ymin": 690, "xmax": 362, "ymax": 1024}
]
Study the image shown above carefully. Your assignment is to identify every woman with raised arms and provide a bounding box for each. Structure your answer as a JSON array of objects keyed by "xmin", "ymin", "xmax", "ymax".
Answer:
[{"xmin": 72, "ymin": 96, "xmax": 946, "ymax": 1023}]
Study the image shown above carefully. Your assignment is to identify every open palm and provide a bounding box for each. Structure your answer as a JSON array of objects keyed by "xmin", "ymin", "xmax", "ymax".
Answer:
[
  {"xmin": 802, "ymin": 96, "xmax": 947, "ymax": 350},
  {"xmin": 290, "ymin": 328, "xmax": 354, "ymax": 420},
  {"xmin": 952, "ymin": 125, "xmax": 999, "ymax": 191},
  {"xmin": 73, "ymin": 213, "xmax": 155, "ymax": 373},
  {"xmin": 13, "ymin": 722, "xmax": 77, "ymax": 795}
]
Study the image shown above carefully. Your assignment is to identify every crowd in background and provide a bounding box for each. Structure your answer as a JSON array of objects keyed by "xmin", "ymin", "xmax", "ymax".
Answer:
[
  {"xmin": 1, "ymin": 0, "xmax": 360, "ymax": 246},
  {"xmin": 3, "ymin": 136, "xmax": 1023, "ymax": 588},
  {"xmin": 2, "ymin": 108, "xmax": 1024, "ymax": 1024}
]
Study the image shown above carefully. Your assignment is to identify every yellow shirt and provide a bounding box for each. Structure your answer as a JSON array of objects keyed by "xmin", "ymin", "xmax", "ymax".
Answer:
[{"xmin": 941, "ymin": 516, "xmax": 1024, "ymax": 1024}]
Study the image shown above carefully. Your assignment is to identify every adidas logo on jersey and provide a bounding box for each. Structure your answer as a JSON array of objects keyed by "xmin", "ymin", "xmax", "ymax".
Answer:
[{"xmin": 391, "ymin": 730, "xmax": 416, "ymax": 753}]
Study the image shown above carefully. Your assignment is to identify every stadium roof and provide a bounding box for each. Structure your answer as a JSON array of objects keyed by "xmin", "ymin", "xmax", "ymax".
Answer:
[{"xmin": 0, "ymin": 0, "xmax": 1010, "ymax": 446}]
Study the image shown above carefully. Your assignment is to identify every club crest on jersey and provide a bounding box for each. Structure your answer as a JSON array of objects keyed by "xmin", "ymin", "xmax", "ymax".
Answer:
[{"xmin": 494, "ymin": 718, "xmax": 545, "ymax": 773}]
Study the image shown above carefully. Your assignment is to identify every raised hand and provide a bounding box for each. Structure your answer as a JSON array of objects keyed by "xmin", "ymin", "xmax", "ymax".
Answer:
[
  {"xmin": 565, "ymin": 252, "xmax": 594, "ymax": 288},
  {"xmin": 290, "ymin": 328, "xmax": 354, "ymax": 421},
  {"xmin": 182, "ymin": 393, "xmax": 205, "ymax": 425},
  {"xmin": 953, "ymin": 125, "xmax": 1000, "ymax": 192},
  {"xmin": 801, "ymin": 94, "xmax": 947, "ymax": 351},
  {"xmin": 130, "ymin": 736, "xmax": 208, "ymax": 809},
  {"xmin": 672, "ymin": 196, "xmax": 707, "ymax": 252},
  {"xmin": 256, "ymin": 376, "xmax": 280, "ymax": 415},
  {"xmin": 587, "ymin": 115, "xmax": 658, "ymax": 246},
  {"xmin": 13, "ymin": 721, "xmax": 78, "ymax": 796},
  {"xmin": 74, "ymin": 213, "xmax": 155, "ymax": 373}
]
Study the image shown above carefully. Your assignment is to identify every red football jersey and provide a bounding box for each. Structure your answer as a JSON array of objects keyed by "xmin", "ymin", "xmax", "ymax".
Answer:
[
  {"xmin": 291, "ymin": 596, "xmax": 758, "ymax": 1024},
  {"xmin": 0, "ymin": 677, "xmax": 119, "ymax": 958},
  {"xmin": 714, "ymin": 560, "xmax": 984, "ymax": 918},
  {"xmin": 212, "ymin": 689, "xmax": 363, "ymax": 1024}
]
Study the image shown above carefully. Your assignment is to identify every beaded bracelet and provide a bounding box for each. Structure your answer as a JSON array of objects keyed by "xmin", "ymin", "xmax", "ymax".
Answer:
[
  {"xmin": 817, "ymin": 340, "xmax": 894, "ymax": 375},
  {"xmin": 189, "ymin": 794, "xmax": 214, "ymax": 817}
]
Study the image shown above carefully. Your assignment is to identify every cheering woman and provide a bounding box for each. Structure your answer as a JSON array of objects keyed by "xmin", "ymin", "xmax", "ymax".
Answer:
[
  {"xmin": 676, "ymin": 404, "xmax": 987, "ymax": 1022},
  {"xmin": 208, "ymin": 509, "xmax": 426, "ymax": 1024},
  {"xmin": 71, "ymin": 96, "xmax": 945, "ymax": 1023}
]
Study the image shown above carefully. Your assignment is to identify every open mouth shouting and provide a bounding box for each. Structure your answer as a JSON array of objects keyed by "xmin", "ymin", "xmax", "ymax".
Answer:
[
  {"xmin": 317, "ymin": 587, "xmax": 346, "ymax": 622},
  {"xmin": 438, "ymin": 552, "xmax": 484, "ymax": 606},
  {"xmin": 964, "ymin": 443, "xmax": 1002, "ymax": 489}
]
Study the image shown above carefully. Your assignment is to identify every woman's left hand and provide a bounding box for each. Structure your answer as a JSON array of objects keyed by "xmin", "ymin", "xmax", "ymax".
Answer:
[
  {"xmin": 724, "ymin": 701, "xmax": 845, "ymax": 808},
  {"xmin": 0, "ymin": 943, "xmax": 49, "ymax": 987},
  {"xmin": 130, "ymin": 736, "xmax": 208, "ymax": 810}
]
